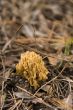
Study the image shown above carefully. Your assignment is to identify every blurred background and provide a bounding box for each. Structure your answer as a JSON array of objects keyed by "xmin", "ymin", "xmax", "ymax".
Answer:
[{"xmin": 0, "ymin": 0, "xmax": 73, "ymax": 65}]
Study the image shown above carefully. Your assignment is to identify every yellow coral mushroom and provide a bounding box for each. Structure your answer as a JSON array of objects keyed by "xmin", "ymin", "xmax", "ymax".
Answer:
[{"xmin": 16, "ymin": 51, "xmax": 48, "ymax": 89}]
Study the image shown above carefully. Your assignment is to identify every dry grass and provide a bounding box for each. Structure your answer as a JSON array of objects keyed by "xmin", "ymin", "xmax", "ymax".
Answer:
[{"xmin": 0, "ymin": 0, "xmax": 73, "ymax": 110}]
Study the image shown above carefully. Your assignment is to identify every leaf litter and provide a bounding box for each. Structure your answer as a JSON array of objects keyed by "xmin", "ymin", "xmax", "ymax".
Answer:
[{"xmin": 0, "ymin": 0, "xmax": 73, "ymax": 110}]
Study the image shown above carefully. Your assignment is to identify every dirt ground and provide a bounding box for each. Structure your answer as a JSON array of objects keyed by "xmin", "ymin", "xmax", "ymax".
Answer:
[{"xmin": 0, "ymin": 0, "xmax": 73, "ymax": 110}]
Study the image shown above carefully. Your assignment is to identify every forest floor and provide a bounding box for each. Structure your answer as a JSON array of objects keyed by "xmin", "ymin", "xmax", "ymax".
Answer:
[{"xmin": 0, "ymin": 0, "xmax": 73, "ymax": 110}]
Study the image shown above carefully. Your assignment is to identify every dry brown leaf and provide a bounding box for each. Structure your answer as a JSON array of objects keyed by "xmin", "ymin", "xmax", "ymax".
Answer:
[
  {"xmin": 50, "ymin": 98, "xmax": 73, "ymax": 110},
  {"xmin": 48, "ymin": 54, "xmax": 73, "ymax": 65},
  {"xmin": 48, "ymin": 55, "xmax": 59, "ymax": 66},
  {"xmin": 41, "ymin": 85, "xmax": 53, "ymax": 94}
]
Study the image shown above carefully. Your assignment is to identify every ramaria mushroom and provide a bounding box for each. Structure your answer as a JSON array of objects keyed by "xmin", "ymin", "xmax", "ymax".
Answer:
[{"xmin": 16, "ymin": 51, "xmax": 48, "ymax": 89}]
